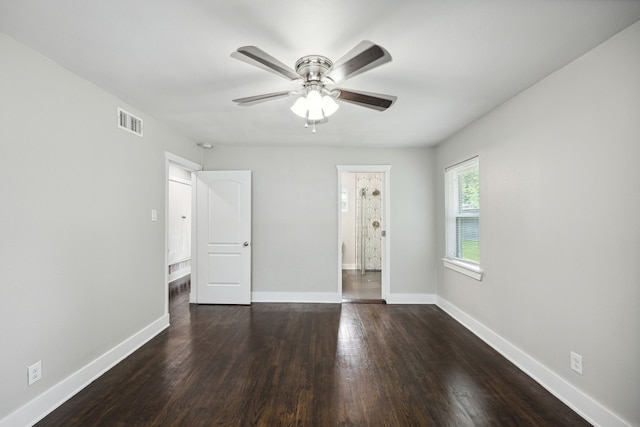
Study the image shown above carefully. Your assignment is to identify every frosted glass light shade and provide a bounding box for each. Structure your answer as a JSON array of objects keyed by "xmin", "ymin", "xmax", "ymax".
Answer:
[
  {"xmin": 307, "ymin": 89, "xmax": 322, "ymax": 104},
  {"xmin": 291, "ymin": 89, "xmax": 340, "ymax": 121},
  {"xmin": 290, "ymin": 97, "xmax": 308, "ymax": 118},
  {"xmin": 307, "ymin": 106, "xmax": 324, "ymax": 121},
  {"xmin": 321, "ymin": 96, "xmax": 339, "ymax": 117},
  {"xmin": 306, "ymin": 90, "xmax": 324, "ymax": 120}
]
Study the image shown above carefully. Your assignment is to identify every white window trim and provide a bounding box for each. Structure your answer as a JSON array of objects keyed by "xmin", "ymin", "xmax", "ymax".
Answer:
[
  {"xmin": 444, "ymin": 156, "xmax": 482, "ymax": 281},
  {"xmin": 442, "ymin": 257, "xmax": 483, "ymax": 280}
]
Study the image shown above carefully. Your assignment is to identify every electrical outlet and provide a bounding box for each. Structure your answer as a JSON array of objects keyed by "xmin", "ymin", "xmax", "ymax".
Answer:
[
  {"xmin": 570, "ymin": 351, "xmax": 583, "ymax": 375},
  {"xmin": 28, "ymin": 360, "xmax": 42, "ymax": 385}
]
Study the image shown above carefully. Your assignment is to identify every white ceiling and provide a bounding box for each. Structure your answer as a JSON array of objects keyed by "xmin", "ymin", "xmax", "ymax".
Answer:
[{"xmin": 2, "ymin": 1, "xmax": 640, "ymax": 148}]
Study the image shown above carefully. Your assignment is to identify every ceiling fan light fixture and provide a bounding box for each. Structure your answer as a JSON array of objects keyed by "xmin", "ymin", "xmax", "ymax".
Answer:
[
  {"xmin": 321, "ymin": 95, "xmax": 339, "ymax": 117},
  {"xmin": 307, "ymin": 109, "xmax": 324, "ymax": 122},
  {"xmin": 307, "ymin": 107, "xmax": 324, "ymax": 121},
  {"xmin": 306, "ymin": 89, "xmax": 324, "ymax": 120},
  {"xmin": 290, "ymin": 97, "xmax": 308, "ymax": 118},
  {"xmin": 290, "ymin": 88, "xmax": 339, "ymax": 123}
]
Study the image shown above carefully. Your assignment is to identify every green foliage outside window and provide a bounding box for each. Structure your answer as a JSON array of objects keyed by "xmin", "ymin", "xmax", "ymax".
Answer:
[
  {"xmin": 462, "ymin": 240, "xmax": 480, "ymax": 262},
  {"xmin": 458, "ymin": 167, "xmax": 479, "ymax": 211},
  {"xmin": 457, "ymin": 164, "xmax": 479, "ymax": 262}
]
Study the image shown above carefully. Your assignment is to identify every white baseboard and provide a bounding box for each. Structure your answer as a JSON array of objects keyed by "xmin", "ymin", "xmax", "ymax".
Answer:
[
  {"xmin": 385, "ymin": 293, "xmax": 436, "ymax": 304},
  {"xmin": 252, "ymin": 292, "xmax": 341, "ymax": 303},
  {"xmin": 0, "ymin": 314, "xmax": 170, "ymax": 427},
  {"xmin": 341, "ymin": 264, "xmax": 356, "ymax": 270},
  {"xmin": 436, "ymin": 297, "xmax": 630, "ymax": 427},
  {"xmin": 168, "ymin": 268, "xmax": 190, "ymax": 283}
]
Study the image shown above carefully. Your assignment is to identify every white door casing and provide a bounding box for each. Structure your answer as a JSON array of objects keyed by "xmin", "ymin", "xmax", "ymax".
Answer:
[{"xmin": 195, "ymin": 171, "xmax": 251, "ymax": 304}]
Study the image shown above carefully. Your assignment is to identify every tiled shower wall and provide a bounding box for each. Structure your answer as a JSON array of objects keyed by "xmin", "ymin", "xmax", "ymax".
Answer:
[{"xmin": 356, "ymin": 173, "xmax": 382, "ymax": 271}]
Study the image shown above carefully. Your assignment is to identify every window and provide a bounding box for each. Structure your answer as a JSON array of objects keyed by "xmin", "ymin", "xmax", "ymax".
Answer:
[
  {"xmin": 444, "ymin": 157, "xmax": 482, "ymax": 280},
  {"xmin": 341, "ymin": 188, "xmax": 348, "ymax": 212}
]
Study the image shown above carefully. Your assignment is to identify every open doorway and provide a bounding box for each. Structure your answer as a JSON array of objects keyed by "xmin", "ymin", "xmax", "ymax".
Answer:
[
  {"xmin": 167, "ymin": 162, "xmax": 193, "ymax": 298},
  {"xmin": 164, "ymin": 153, "xmax": 201, "ymax": 314},
  {"xmin": 337, "ymin": 165, "xmax": 391, "ymax": 303}
]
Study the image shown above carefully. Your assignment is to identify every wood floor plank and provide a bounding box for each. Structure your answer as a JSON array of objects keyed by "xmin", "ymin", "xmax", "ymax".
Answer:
[{"xmin": 36, "ymin": 290, "xmax": 591, "ymax": 426}]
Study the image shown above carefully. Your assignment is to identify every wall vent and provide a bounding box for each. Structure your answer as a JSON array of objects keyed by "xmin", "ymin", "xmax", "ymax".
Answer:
[{"xmin": 117, "ymin": 107, "xmax": 143, "ymax": 137}]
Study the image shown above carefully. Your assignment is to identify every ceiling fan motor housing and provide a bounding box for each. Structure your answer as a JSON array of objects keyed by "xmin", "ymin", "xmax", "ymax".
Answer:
[{"xmin": 295, "ymin": 55, "xmax": 333, "ymax": 84}]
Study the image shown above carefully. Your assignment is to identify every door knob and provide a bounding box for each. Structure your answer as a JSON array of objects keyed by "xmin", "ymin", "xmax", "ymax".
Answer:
[{"xmin": 243, "ymin": 242, "xmax": 249, "ymax": 247}]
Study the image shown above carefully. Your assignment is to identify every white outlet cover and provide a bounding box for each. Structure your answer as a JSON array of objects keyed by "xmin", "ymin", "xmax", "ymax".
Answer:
[
  {"xmin": 570, "ymin": 351, "xmax": 583, "ymax": 375},
  {"xmin": 28, "ymin": 360, "xmax": 42, "ymax": 385}
]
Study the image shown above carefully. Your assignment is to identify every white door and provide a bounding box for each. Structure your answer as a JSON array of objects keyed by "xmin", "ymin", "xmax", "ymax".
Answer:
[{"xmin": 195, "ymin": 171, "xmax": 251, "ymax": 304}]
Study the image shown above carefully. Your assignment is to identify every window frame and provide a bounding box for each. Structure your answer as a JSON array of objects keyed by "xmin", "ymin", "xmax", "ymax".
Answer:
[{"xmin": 443, "ymin": 156, "xmax": 483, "ymax": 280}]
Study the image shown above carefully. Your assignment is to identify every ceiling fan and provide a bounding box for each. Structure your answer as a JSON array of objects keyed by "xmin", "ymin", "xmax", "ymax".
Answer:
[{"xmin": 231, "ymin": 41, "xmax": 397, "ymax": 132}]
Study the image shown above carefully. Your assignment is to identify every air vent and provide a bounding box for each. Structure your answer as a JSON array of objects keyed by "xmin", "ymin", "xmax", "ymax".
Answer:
[{"xmin": 117, "ymin": 107, "xmax": 143, "ymax": 137}]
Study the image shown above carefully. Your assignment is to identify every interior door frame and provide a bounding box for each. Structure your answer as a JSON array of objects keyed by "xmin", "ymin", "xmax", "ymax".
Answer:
[
  {"xmin": 164, "ymin": 152, "xmax": 202, "ymax": 314},
  {"xmin": 336, "ymin": 165, "xmax": 391, "ymax": 301}
]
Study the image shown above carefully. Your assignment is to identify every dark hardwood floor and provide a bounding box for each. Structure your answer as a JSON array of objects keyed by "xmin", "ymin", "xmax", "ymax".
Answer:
[{"xmin": 37, "ymin": 288, "xmax": 591, "ymax": 426}]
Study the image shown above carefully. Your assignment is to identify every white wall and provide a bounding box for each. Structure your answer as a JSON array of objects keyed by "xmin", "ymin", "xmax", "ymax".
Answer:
[
  {"xmin": 0, "ymin": 33, "xmax": 200, "ymax": 422},
  {"xmin": 203, "ymin": 146, "xmax": 437, "ymax": 298},
  {"xmin": 435, "ymin": 21, "xmax": 640, "ymax": 426}
]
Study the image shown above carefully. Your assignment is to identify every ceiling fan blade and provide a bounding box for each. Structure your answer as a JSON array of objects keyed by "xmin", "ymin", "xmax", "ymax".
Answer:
[
  {"xmin": 231, "ymin": 46, "xmax": 299, "ymax": 81},
  {"xmin": 326, "ymin": 41, "xmax": 392, "ymax": 84},
  {"xmin": 233, "ymin": 91, "xmax": 293, "ymax": 106},
  {"xmin": 334, "ymin": 89, "xmax": 397, "ymax": 111}
]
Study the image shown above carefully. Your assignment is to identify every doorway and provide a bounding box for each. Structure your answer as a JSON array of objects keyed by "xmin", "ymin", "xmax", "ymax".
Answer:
[
  {"xmin": 167, "ymin": 162, "xmax": 193, "ymax": 297},
  {"xmin": 337, "ymin": 165, "xmax": 391, "ymax": 303},
  {"xmin": 164, "ymin": 152, "xmax": 201, "ymax": 314}
]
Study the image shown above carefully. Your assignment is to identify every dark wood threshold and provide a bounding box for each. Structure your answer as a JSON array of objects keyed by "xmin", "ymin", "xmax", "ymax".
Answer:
[{"xmin": 342, "ymin": 298, "xmax": 386, "ymax": 304}]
